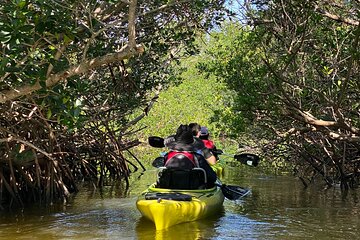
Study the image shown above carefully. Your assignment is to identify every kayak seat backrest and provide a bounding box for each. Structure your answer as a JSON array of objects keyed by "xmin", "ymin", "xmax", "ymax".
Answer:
[{"xmin": 156, "ymin": 167, "xmax": 207, "ymax": 190}]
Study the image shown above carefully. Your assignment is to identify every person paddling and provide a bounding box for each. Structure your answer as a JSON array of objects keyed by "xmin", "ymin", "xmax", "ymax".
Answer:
[
  {"xmin": 198, "ymin": 126, "xmax": 220, "ymax": 159},
  {"xmin": 163, "ymin": 123, "xmax": 217, "ymax": 165},
  {"xmin": 164, "ymin": 124, "xmax": 217, "ymax": 188},
  {"xmin": 188, "ymin": 123, "xmax": 217, "ymax": 165}
]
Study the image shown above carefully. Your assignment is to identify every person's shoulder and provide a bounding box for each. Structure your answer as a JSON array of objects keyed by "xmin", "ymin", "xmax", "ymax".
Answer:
[
  {"xmin": 194, "ymin": 137, "xmax": 205, "ymax": 147},
  {"xmin": 202, "ymin": 147, "xmax": 212, "ymax": 155},
  {"xmin": 193, "ymin": 152, "xmax": 206, "ymax": 159}
]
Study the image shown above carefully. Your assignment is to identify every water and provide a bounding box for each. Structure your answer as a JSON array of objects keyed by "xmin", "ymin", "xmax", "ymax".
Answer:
[{"xmin": 0, "ymin": 167, "xmax": 359, "ymax": 239}]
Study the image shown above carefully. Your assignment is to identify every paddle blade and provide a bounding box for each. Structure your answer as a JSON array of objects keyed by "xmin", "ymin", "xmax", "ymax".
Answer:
[
  {"xmin": 234, "ymin": 153, "xmax": 260, "ymax": 167},
  {"xmin": 152, "ymin": 157, "xmax": 165, "ymax": 167},
  {"xmin": 221, "ymin": 184, "xmax": 251, "ymax": 200},
  {"xmin": 148, "ymin": 136, "xmax": 165, "ymax": 148}
]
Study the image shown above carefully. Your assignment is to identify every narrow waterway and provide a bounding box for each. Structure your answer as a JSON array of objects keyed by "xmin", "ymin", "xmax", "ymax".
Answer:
[{"xmin": 0, "ymin": 166, "xmax": 359, "ymax": 240}]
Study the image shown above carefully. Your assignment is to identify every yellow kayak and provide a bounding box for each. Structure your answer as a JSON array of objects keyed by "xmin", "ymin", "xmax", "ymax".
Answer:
[
  {"xmin": 211, "ymin": 163, "xmax": 224, "ymax": 177},
  {"xmin": 136, "ymin": 183, "xmax": 225, "ymax": 230}
]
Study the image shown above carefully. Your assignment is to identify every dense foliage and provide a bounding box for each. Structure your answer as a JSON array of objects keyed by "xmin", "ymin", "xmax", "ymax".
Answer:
[
  {"xmin": 1, "ymin": 0, "xmax": 358, "ymax": 209},
  {"xmin": 200, "ymin": 0, "xmax": 359, "ymax": 188},
  {"xmin": 132, "ymin": 55, "xmax": 235, "ymax": 162},
  {"xmin": 0, "ymin": 0, "xmax": 228, "ymax": 208}
]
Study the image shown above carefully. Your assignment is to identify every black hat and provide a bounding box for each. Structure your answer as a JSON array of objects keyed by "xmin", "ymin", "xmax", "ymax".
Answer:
[
  {"xmin": 176, "ymin": 129, "xmax": 195, "ymax": 145},
  {"xmin": 168, "ymin": 124, "xmax": 196, "ymax": 151}
]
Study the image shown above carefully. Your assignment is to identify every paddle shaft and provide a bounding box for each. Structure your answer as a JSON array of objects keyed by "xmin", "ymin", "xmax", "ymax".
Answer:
[
  {"xmin": 148, "ymin": 136, "xmax": 260, "ymax": 167},
  {"xmin": 149, "ymin": 135, "xmax": 257, "ymax": 199}
]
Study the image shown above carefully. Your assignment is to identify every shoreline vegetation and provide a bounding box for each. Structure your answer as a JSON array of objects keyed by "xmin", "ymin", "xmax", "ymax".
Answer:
[{"xmin": 1, "ymin": 1, "xmax": 358, "ymax": 209}]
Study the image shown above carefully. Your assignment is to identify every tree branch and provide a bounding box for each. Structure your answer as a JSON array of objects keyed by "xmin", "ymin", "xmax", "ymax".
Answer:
[
  {"xmin": 315, "ymin": 6, "xmax": 359, "ymax": 26},
  {"xmin": 0, "ymin": 136, "xmax": 53, "ymax": 161},
  {"xmin": 128, "ymin": 0, "xmax": 137, "ymax": 48},
  {"xmin": 0, "ymin": 44, "xmax": 144, "ymax": 103}
]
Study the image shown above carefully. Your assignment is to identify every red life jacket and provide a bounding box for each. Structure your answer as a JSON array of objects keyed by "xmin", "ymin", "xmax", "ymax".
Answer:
[
  {"xmin": 164, "ymin": 151, "xmax": 197, "ymax": 168},
  {"xmin": 202, "ymin": 139, "xmax": 215, "ymax": 149}
]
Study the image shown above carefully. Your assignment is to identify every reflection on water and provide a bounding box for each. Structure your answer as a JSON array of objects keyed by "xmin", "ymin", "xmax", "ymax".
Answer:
[
  {"xmin": 135, "ymin": 210, "xmax": 224, "ymax": 240},
  {"xmin": 0, "ymin": 195, "xmax": 141, "ymax": 239},
  {"xmin": 0, "ymin": 167, "xmax": 360, "ymax": 239},
  {"xmin": 222, "ymin": 170, "xmax": 360, "ymax": 240}
]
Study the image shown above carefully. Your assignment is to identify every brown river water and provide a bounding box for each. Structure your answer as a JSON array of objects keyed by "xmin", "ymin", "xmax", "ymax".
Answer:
[{"xmin": 0, "ymin": 166, "xmax": 359, "ymax": 240}]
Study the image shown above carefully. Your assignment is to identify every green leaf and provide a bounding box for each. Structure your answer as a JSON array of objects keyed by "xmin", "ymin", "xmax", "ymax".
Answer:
[
  {"xmin": 46, "ymin": 109, "xmax": 52, "ymax": 119},
  {"xmin": 5, "ymin": 66, "xmax": 20, "ymax": 72},
  {"xmin": 0, "ymin": 33, "xmax": 12, "ymax": 43},
  {"xmin": 39, "ymin": 79, "xmax": 47, "ymax": 88},
  {"xmin": 17, "ymin": 0, "xmax": 27, "ymax": 8},
  {"xmin": 19, "ymin": 24, "xmax": 34, "ymax": 32}
]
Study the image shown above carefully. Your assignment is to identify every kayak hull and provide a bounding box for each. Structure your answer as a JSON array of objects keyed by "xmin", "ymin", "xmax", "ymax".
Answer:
[
  {"xmin": 211, "ymin": 164, "xmax": 224, "ymax": 177},
  {"xmin": 136, "ymin": 184, "xmax": 225, "ymax": 230}
]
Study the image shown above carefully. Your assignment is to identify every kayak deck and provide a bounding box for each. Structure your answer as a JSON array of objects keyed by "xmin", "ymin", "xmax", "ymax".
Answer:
[{"xmin": 136, "ymin": 184, "xmax": 225, "ymax": 230}]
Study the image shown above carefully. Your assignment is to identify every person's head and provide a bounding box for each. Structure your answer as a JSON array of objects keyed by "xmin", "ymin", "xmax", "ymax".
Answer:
[
  {"xmin": 169, "ymin": 124, "xmax": 195, "ymax": 151},
  {"xmin": 199, "ymin": 126, "xmax": 209, "ymax": 140},
  {"xmin": 188, "ymin": 122, "xmax": 201, "ymax": 137},
  {"xmin": 175, "ymin": 124, "xmax": 194, "ymax": 145}
]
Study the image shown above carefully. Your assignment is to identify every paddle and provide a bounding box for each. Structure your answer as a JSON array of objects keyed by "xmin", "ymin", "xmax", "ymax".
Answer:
[
  {"xmin": 212, "ymin": 149, "xmax": 260, "ymax": 167},
  {"xmin": 150, "ymin": 154, "xmax": 254, "ymax": 200},
  {"xmin": 148, "ymin": 136, "xmax": 166, "ymax": 148},
  {"xmin": 148, "ymin": 136, "xmax": 260, "ymax": 167},
  {"xmin": 152, "ymin": 156, "xmax": 165, "ymax": 168},
  {"xmin": 148, "ymin": 136, "xmax": 258, "ymax": 200},
  {"xmin": 151, "ymin": 156, "xmax": 250, "ymax": 200},
  {"xmin": 215, "ymin": 180, "xmax": 251, "ymax": 200}
]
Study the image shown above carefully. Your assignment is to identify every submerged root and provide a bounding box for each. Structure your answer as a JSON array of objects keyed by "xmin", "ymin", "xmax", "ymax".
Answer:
[{"xmin": 0, "ymin": 101, "xmax": 142, "ymax": 209}]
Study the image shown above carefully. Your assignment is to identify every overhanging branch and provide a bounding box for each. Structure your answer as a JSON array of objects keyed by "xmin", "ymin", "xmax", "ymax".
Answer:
[
  {"xmin": 315, "ymin": 6, "xmax": 359, "ymax": 26},
  {"xmin": 0, "ymin": 44, "xmax": 144, "ymax": 103}
]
